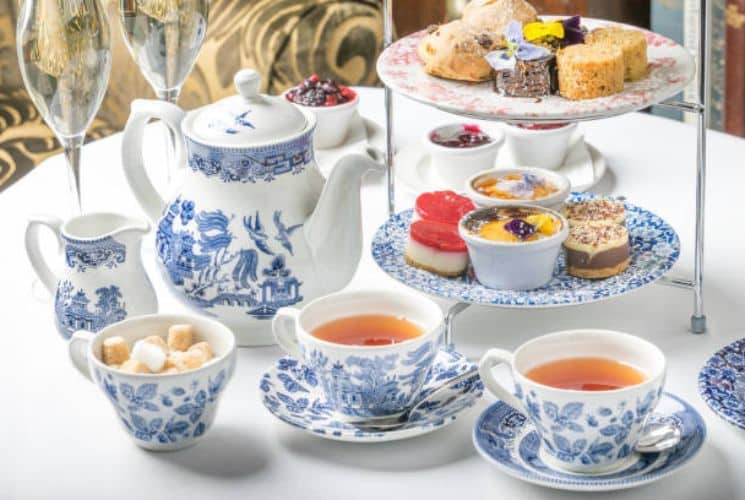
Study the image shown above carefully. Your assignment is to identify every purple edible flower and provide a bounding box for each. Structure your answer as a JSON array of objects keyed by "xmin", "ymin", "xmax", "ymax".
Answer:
[
  {"xmin": 562, "ymin": 16, "xmax": 585, "ymax": 45},
  {"xmin": 485, "ymin": 21, "xmax": 551, "ymax": 72},
  {"xmin": 504, "ymin": 218, "xmax": 536, "ymax": 240}
]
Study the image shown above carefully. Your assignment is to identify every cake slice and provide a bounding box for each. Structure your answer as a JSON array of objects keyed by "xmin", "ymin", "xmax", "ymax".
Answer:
[
  {"xmin": 405, "ymin": 219, "xmax": 468, "ymax": 277},
  {"xmin": 562, "ymin": 199, "xmax": 626, "ymax": 227},
  {"xmin": 415, "ymin": 190, "xmax": 476, "ymax": 226},
  {"xmin": 586, "ymin": 27, "xmax": 648, "ymax": 81},
  {"xmin": 556, "ymin": 44, "xmax": 624, "ymax": 100},
  {"xmin": 564, "ymin": 223, "xmax": 630, "ymax": 279}
]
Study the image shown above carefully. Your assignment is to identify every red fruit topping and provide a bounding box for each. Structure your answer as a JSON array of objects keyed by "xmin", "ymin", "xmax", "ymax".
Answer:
[
  {"xmin": 325, "ymin": 94, "xmax": 337, "ymax": 106},
  {"xmin": 308, "ymin": 74, "xmax": 319, "ymax": 83},
  {"xmin": 463, "ymin": 124, "xmax": 482, "ymax": 133},
  {"xmin": 409, "ymin": 220, "xmax": 466, "ymax": 252},
  {"xmin": 415, "ymin": 190, "xmax": 476, "ymax": 226}
]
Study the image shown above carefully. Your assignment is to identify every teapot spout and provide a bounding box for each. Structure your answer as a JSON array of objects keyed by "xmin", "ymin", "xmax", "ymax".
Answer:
[{"xmin": 305, "ymin": 149, "xmax": 384, "ymax": 288}]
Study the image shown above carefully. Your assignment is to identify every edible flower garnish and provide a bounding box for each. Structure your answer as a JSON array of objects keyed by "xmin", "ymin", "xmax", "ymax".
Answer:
[
  {"xmin": 523, "ymin": 16, "xmax": 585, "ymax": 46},
  {"xmin": 504, "ymin": 218, "xmax": 537, "ymax": 240},
  {"xmin": 525, "ymin": 213, "xmax": 558, "ymax": 236},
  {"xmin": 562, "ymin": 16, "xmax": 585, "ymax": 45},
  {"xmin": 485, "ymin": 21, "xmax": 551, "ymax": 71}
]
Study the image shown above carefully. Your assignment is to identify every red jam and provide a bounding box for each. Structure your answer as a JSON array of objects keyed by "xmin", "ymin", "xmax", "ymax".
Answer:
[
  {"xmin": 409, "ymin": 220, "xmax": 466, "ymax": 252},
  {"xmin": 415, "ymin": 190, "xmax": 476, "ymax": 226},
  {"xmin": 285, "ymin": 74, "xmax": 356, "ymax": 107},
  {"xmin": 430, "ymin": 124, "xmax": 492, "ymax": 148},
  {"xmin": 514, "ymin": 123, "xmax": 570, "ymax": 131}
]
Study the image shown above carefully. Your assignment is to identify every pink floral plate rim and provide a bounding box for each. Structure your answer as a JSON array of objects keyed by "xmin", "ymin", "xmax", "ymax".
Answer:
[{"xmin": 376, "ymin": 17, "xmax": 695, "ymax": 123}]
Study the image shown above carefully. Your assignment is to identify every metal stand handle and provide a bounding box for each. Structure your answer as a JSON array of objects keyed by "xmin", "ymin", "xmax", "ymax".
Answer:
[{"xmin": 444, "ymin": 302, "xmax": 471, "ymax": 351}]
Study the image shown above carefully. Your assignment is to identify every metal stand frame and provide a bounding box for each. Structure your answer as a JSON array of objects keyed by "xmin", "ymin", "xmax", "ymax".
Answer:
[{"xmin": 381, "ymin": 0, "xmax": 709, "ymax": 341}]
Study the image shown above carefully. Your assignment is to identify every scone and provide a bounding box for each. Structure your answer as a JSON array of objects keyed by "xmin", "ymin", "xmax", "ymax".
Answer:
[
  {"xmin": 405, "ymin": 219, "xmax": 468, "ymax": 277},
  {"xmin": 556, "ymin": 44, "xmax": 624, "ymax": 100},
  {"xmin": 586, "ymin": 27, "xmax": 648, "ymax": 81},
  {"xmin": 418, "ymin": 21, "xmax": 499, "ymax": 82},
  {"xmin": 564, "ymin": 223, "xmax": 630, "ymax": 279},
  {"xmin": 462, "ymin": 0, "xmax": 538, "ymax": 36},
  {"xmin": 562, "ymin": 199, "xmax": 626, "ymax": 227}
]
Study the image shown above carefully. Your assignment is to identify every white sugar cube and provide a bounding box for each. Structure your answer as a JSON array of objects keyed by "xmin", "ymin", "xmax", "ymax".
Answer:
[{"xmin": 131, "ymin": 340, "xmax": 166, "ymax": 372}]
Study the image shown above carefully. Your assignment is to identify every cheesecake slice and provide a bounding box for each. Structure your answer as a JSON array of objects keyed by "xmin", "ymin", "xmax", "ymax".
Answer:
[
  {"xmin": 405, "ymin": 219, "xmax": 468, "ymax": 277},
  {"xmin": 564, "ymin": 223, "xmax": 630, "ymax": 279}
]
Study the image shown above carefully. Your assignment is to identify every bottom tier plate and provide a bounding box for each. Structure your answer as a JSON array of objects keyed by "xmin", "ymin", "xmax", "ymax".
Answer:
[{"xmin": 371, "ymin": 192, "xmax": 680, "ymax": 308}]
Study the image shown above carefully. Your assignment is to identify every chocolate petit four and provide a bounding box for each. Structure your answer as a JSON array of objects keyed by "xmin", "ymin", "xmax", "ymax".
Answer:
[
  {"xmin": 586, "ymin": 27, "xmax": 648, "ymax": 81},
  {"xmin": 562, "ymin": 199, "xmax": 626, "ymax": 227},
  {"xmin": 564, "ymin": 223, "xmax": 630, "ymax": 279},
  {"xmin": 556, "ymin": 44, "xmax": 624, "ymax": 100}
]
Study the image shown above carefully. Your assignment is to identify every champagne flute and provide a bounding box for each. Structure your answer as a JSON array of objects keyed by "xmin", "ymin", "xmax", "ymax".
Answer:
[
  {"xmin": 119, "ymin": 0, "xmax": 209, "ymax": 179},
  {"xmin": 16, "ymin": 0, "xmax": 112, "ymax": 214}
]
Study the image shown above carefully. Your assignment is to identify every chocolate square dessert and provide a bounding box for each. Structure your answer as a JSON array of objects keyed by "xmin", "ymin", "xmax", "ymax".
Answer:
[{"xmin": 494, "ymin": 55, "xmax": 558, "ymax": 98}]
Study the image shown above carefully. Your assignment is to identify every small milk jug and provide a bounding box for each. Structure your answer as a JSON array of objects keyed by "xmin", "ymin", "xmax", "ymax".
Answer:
[{"xmin": 25, "ymin": 213, "xmax": 158, "ymax": 339}]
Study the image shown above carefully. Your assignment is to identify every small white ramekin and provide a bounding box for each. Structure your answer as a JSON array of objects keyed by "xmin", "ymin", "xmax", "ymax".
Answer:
[
  {"xmin": 502, "ymin": 122, "xmax": 578, "ymax": 170},
  {"xmin": 426, "ymin": 123, "xmax": 504, "ymax": 189},
  {"xmin": 465, "ymin": 167, "xmax": 571, "ymax": 210},
  {"xmin": 458, "ymin": 205, "xmax": 569, "ymax": 290},
  {"xmin": 285, "ymin": 90, "xmax": 359, "ymax": 149}
]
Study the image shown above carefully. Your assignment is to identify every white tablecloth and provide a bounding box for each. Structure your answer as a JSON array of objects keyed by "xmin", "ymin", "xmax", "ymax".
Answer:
[{"xmin": 3, "ymin": 87, "xmax": 745, "ymax": 499}]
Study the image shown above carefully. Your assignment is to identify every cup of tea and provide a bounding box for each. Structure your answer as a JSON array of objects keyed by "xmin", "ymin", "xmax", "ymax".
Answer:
[
  {"xmin": 273, "ymin": 289, "xmax": 443, "ymax": 420},
  {"xmin": 478, "ymin": 329, "xmax": 666, "ymax": 474}
]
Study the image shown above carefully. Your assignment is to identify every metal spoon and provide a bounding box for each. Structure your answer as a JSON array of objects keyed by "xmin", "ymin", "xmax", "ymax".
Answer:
[
  {"xmin": 635, "ymin": 421, "xmax": 682, "ymax": 453},
  {"xmin": 343, "ymin": 367, "xmax": 480, "ymax": 432}
]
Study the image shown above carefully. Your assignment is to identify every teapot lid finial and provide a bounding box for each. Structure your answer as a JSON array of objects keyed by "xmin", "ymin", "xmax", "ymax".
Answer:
[{"xmin": 234, "ymin": 69, "xmax": 261, "ymax": 100}]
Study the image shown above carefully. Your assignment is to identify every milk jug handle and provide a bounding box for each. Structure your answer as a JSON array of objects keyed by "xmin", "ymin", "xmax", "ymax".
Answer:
[
  {"xmin": 121, "ymin": 99, "xmax": 187, "ymax": 222},
  {"xmin": 24, "ymin": 215, "xmax": 64, "ymax": 294}
]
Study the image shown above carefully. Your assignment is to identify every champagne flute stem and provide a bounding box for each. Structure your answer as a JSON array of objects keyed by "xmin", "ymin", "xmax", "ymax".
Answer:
[
  {"xmin": 62, "ymin": 134, "xmax": 85, "ymax": 215},
  {"xmin": 156, "ymin": 87, "xmax": 181, "ymax": 183}
]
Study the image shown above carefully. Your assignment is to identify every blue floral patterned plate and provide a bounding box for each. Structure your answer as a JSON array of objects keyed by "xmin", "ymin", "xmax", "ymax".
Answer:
[
  {"xmin": 698, "ymin": 338, "xmax": 745, "ymax": 430},
  {"xmin": 472, "ymin": 393, "xmax": 705, "ymax": 492},
  {"xmin": 371, "ymin": 192, "xmax": 680, "ymax": 307},
  {"xmin": 260, "ymin": 348, "xmax": 483, "ymax": 442}
]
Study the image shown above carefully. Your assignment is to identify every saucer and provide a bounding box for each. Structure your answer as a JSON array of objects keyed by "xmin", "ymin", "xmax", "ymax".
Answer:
[
  {"xmin": 473, "ymin": 392, "xmax": 705, "ymax": 492},
  {"xmin": 316, "ymin": 112, "xmax": 385, "ymax": 177},
  {"xmin": 699, "ymin": 337, "xmax": 745, "ymax": 429},
  {"xmin": 395, "ymin": 133, "xmax": 605, "ymax": 195},
  {"xmin": 260, "ymin": 348, "xmax": 483, "ymax": 442}
]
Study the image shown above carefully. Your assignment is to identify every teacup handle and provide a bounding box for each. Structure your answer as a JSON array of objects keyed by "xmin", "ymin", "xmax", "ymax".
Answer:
[
  {"xmin": 479, "ymin": 348, "xmax": 529, "ymax": 414},
  {"xmin": 273, "ymin": 307, "xmax": 302, "ymax": 358},
  {"xmin": 121, "ymin": 99, "xmax": 187, "ymax": 223},
  {"xmin": 69, "ymin": 330, "xmax": 94, "ymax": 382},
  {"xmin": 24, "ymin": 215, "xmax": 63, "ymax": 294}
]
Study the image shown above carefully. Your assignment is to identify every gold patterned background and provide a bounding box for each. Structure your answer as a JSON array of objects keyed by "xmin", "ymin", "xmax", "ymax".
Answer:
[{"xmin": 0, "ymin": 0, "xmax": 383, "ymax": 191}]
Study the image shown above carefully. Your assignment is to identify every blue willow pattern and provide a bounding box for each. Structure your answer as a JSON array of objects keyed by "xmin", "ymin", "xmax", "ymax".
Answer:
[
  {"xmin": 63, "ymin": 236, "xmax": 127, "ymax": 272},
  {"xmin": 94, "ymin": 368, "xmax": 228, "ymax": 445},
  {"xmin": 698, "ymin": 337, "xmax": 745, "ymax": 429},
  {"xmin": 54, "ymin": 281, "xmax": 127, "ymax": 339},
  {"xmin": 156, "ymin": 197, "xmax": 304, "ymax": 320}
]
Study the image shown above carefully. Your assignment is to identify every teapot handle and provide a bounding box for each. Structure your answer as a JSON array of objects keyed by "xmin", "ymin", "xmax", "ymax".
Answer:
[
  {"xmin": 24, "ymin": 215, "xmax": 63, "ymax": 294},
  {"xmin": 121, "ymin": 99, "xmax": 187, "ymax": 223}
]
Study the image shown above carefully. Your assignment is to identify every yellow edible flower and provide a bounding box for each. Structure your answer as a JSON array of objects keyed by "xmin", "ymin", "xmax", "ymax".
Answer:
[
  {"xmin": 525, "ymin": 214, "xmax": 558, "ymax": 236},
  {"xmin": 523, "ymin": 21, "xmax": 565, "ymax": 42}
]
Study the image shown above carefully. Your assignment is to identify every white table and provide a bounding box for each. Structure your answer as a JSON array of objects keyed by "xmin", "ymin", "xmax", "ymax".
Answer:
[{"xmin": 3, "ymin": 87, "xmax": 745, "ymax": 499}]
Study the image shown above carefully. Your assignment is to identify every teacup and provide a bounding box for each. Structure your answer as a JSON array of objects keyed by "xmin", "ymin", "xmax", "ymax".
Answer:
[
  {"xmin": 273, "ymin": 290, "xmax": 443, "ymax": 419},
  {"xmin": 69, "ymin": 314, "xmax": 237, "ymax": 451},
  {"xmin": 479, "ymin": 329, "xmax": 665, "ymax": 474}
]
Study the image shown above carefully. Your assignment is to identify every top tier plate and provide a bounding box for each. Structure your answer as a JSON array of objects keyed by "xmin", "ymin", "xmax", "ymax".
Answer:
[{"xmin": 377, "ymin": 18, "xmax": 695, "ymax": 122}]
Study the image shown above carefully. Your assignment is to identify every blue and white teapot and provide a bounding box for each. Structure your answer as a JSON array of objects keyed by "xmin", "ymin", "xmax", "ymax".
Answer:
[{"xmin": 122, "ymin": 69, "xmax": 382, "ymax": 345}]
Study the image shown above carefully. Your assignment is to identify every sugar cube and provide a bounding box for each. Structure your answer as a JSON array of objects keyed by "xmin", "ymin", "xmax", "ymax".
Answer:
[
  {"xmin": 143, "ymin": 335, "xmax": 168, "ymax": 355},
  {"xmin": 188, "ymin": 341, "xmax": 213, "ymax": 361},
  {"xmin": 102, "ymin": 336, "xmax": 130, "ymax": 365},
  {"xmin": 120, "ymin": 359, "xmax": 151, "ymax": 374},
  {"xmin": 131, "ymin": 340, "xmax": 166, "ymax": 372},
  {"xmin": 168, "ymin": 324, "xmax": 193, "ymax": 351},
  {"xmin": 165, "ymin": 350, "xmax": 204, "ymax": 371}
]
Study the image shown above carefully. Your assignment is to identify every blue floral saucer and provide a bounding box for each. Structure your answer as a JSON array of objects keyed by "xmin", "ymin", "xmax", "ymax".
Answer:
[
  {"xmin": 699, "ymin": 338, "xmax": 745, "ymax": 429},
  {"xmin": 260, "ymin": 348, "xmax": 483, "ymax": 442},
  {"xmin": 472, "ymin": 393, "xmax": 705, "ymax": 492},
  {"xmin": 371, "ymin": 192, "xmax": 680, "ymax": 307}
]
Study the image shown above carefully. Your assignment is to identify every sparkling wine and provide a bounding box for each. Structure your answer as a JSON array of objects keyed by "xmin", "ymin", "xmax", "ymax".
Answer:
[
  {"xmin": 119, "ymin": 0, "xmax": 209, "ymax": 94},
  {"xmin": 17, "ymin": 0, "xmax": 112, "ymax": 138}
]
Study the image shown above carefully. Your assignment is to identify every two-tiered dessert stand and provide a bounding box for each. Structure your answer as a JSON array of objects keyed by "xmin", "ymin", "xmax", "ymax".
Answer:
[{"xmin": 378, "ymin": 0, "xmax": 710, "ymax": 343}]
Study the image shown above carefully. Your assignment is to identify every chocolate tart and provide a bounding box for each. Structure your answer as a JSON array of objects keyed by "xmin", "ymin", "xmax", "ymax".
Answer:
[
  {"xmin": 494, "ymin": 55, "xmax": 558, "ymax": 98},
  {"xmin": 564, "ymin": 223, "xmax": 630, "ymax": 279},
  {"xmin": 562, "ymin": 199, "xmax": 626, "ymax": 227}
]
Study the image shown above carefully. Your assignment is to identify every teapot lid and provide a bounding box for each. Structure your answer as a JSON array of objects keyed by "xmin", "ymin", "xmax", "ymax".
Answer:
[{"xmin": 187, "ymin": 69, "xmax": 307, "ymax": 145}]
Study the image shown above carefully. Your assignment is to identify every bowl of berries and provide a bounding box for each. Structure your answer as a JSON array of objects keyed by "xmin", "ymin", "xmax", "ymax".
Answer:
[{"xmin": 285, "ymin": 74, "xmax": 359, "ymax": 149}]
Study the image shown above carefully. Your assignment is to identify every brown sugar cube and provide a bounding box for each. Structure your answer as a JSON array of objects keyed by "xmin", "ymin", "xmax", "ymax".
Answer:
[
  {"xmin": 165, "ymin": 350, "xmax": 205, "ymax": 372},
  {"xmin": 119, "ymin": 359, "xmax": 152, "ymax": 374},
  {"xmin": 143, "ymin": 335, "xmax": 168, "ymax": 355},
  {"xmin": 161, "ymin": 367, "xmax": 179, "ymax": 375},
  {"xmin": 167, "ymin": 324, "xmax": 194, "ymax": 351},
  {"xmin": 188, "ymin": 341, "xmax": 213, "ymax": 362},
  {"xmin": 102, "ymin": 336, "xmax": 130, "ymax": 366}
]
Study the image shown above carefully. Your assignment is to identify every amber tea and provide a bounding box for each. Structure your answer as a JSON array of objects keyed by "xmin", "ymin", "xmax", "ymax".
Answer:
[
  {"xmin": 525, "ymin": 357, "xmax": 647, "ymax": 391},
  {"xmin": 311, "ymin": 314, "xmax": 423, "ymax": 346}
]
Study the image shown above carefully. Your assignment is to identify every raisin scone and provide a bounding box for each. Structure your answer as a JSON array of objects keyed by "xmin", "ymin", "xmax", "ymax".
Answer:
[
  {"xmin": 462, "ymin": 0, "xmax": 538, "ymax": 36},
  {"xmin": 417, "ymin": 20, "xmax": 499, "ymax": 82}
]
